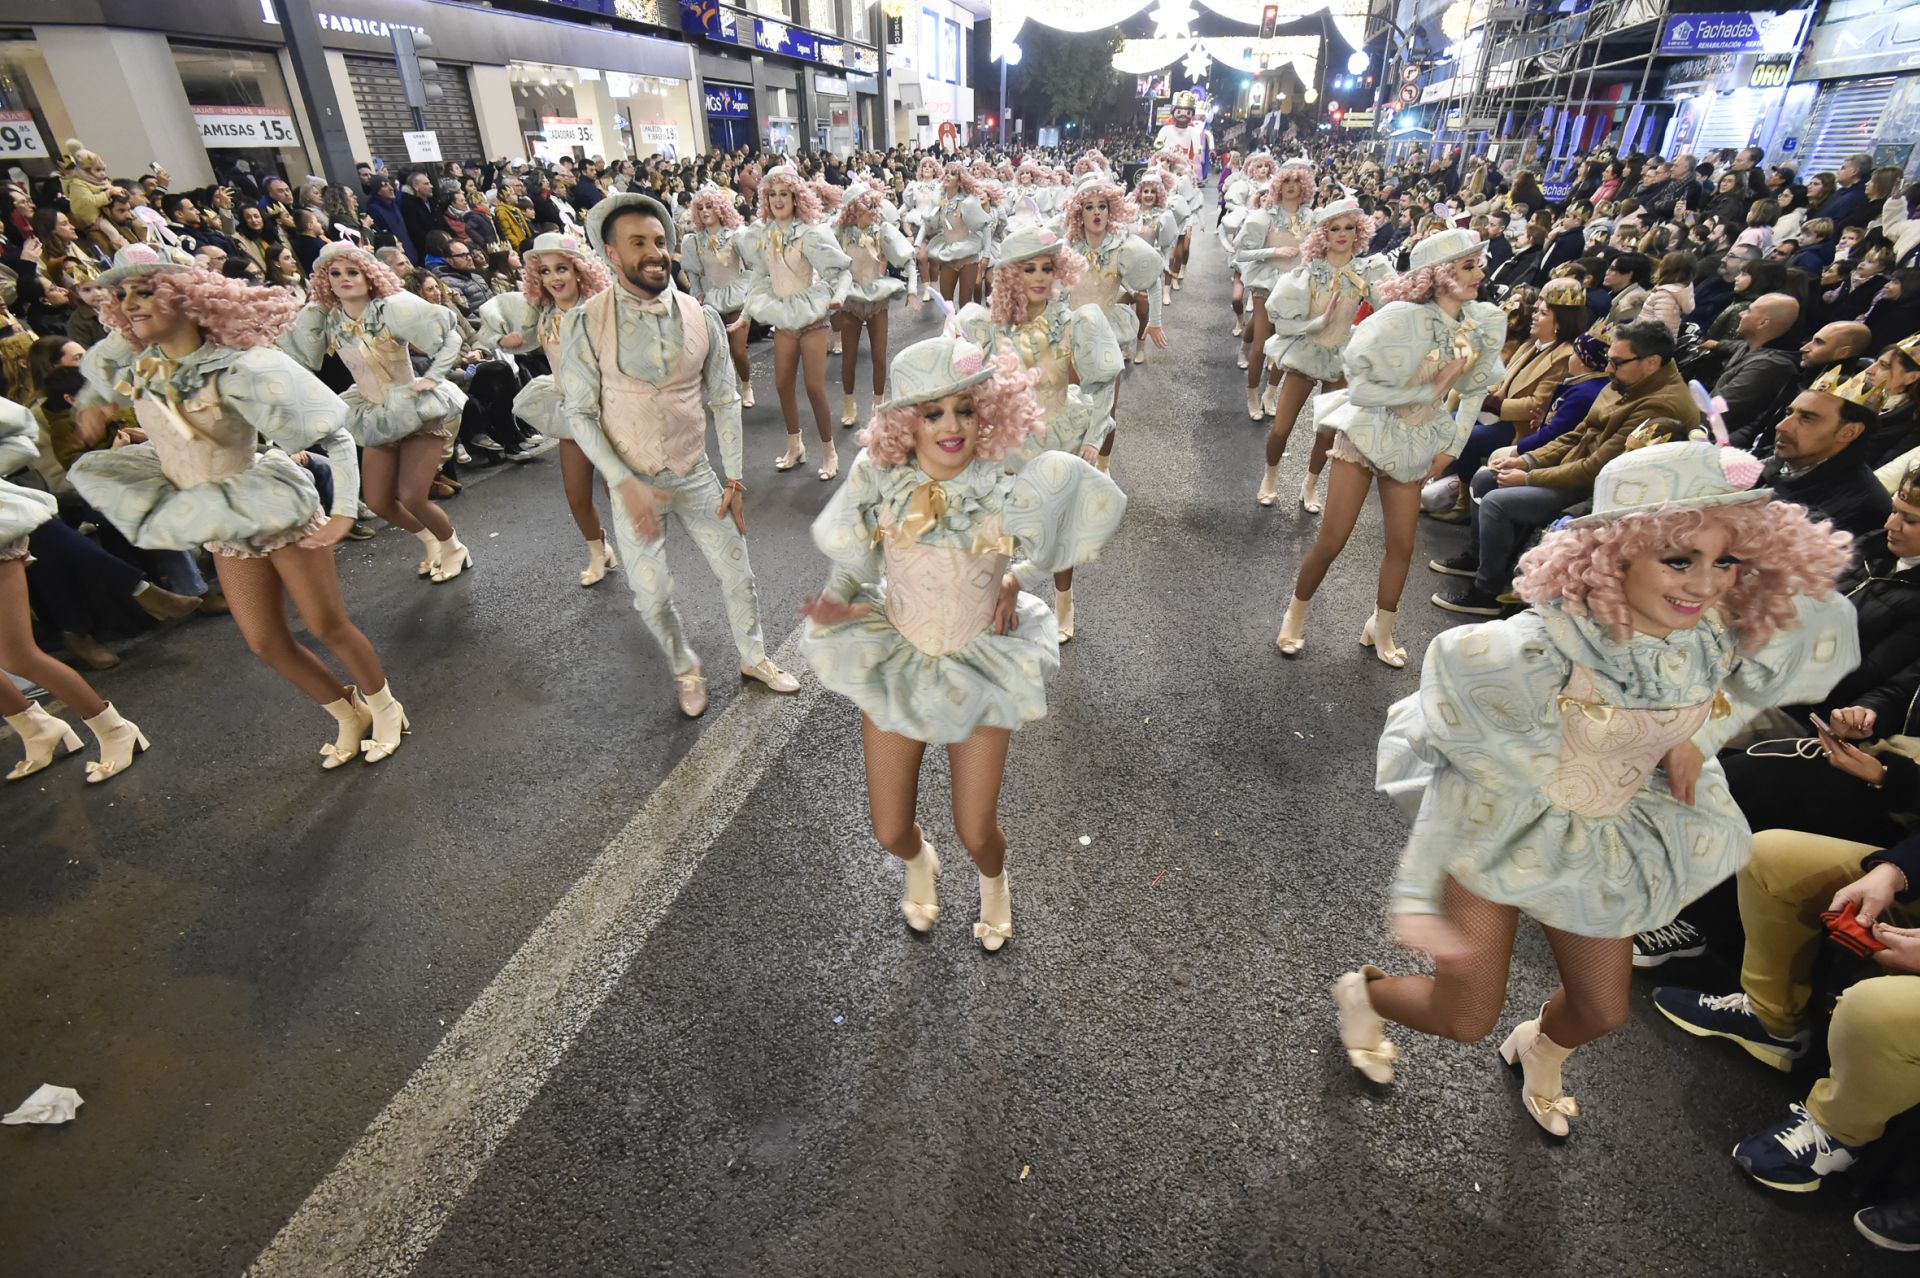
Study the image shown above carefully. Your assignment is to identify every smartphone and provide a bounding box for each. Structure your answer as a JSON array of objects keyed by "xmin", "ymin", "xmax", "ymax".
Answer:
[{"xmin": 1809, "ymin": 712, "xmax": 1836, "ymax": 738}]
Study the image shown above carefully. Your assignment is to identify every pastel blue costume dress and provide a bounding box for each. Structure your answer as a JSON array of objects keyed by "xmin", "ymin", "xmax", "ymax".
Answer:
[
  {"xmin": 69, "ymin": 339, "xmax": 360, "ymax": 556},
  {"xmin": 737, "ymin": 218, "xmax": 852, "ymax": 333},
  {"xmin": 918, "ymin": 192, "xmax": 991, "ymax": 265},
  {"xmin": 1376, "ymin": 596, "xmax": 1859, "ymax": 937},
  {"xmin": 955, "ymin": 298, "xmax": 1124, "ymax": 460},
  {"xmin": 680, "ymin": 226, "xmax": 751, "ymax": 316},
  {"xmin": 281, "ymin": 290, "xmax": 468, "ymax": 448},
  {"xmin": 0, "ymin": 400, "xmax": 55, "ymax": 560},
  {"xmin": 1315, "ymin": 298, "xmax": 1508, "ymax": 483},
  {"xmin": 1262, "ymin": 254, "xmax": 1396, "ymax": 384},
  {"xmin": 836, "ymin": 219, "xmax": 915, "ymax": 320},
  {"xmin": 1066, "ymin": 231, "xmax": 1165, "ymax": 346},
  {"xmin": 803, "ymin": 450, "xmax": 1127, "ymax": 744},
  {"xmin": 475, "ymin": 290, "xmax": 581, "ymax": 442},
  {"xmin": 1232, "ymin": 202, "xmax": 1314, "ymax": 296},
  {"xmin": 1135, "ymin": 204, "xmax": 1180, "ymax": 267}
]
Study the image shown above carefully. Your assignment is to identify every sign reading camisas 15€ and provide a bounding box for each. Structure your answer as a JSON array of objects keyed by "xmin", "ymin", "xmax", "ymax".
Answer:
[{"xmin": 194, "ymin": 106, "xmax": 302, "ymax": 149}]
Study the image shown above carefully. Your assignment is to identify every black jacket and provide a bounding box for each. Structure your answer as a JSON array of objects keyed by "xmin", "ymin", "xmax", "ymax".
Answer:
[
  {"xmin": 1761, "ymin": 436, "xmax": 1894, "ymax": 540},
  {"xmin": 1484, "ymin": 234, "xmax": 1513, "ymax": 273},
  {"xmin": 1487, "ymin": 244, "xmax": 1542, "ymax": 295},
  {"xmin": 400, "ymin": 193, "xmax": 435, "ymax": 264},
  {"xmin": 1821, "ymin": 530, "xmax": 1920, "ymax": 726},
  {"xmin": 1869, "ymin": 400, "xmax": 1920, "ymax": 471},
  {"xmin": 1717, "ymin": 338, "xmax": 1801, "ymax": 448}
]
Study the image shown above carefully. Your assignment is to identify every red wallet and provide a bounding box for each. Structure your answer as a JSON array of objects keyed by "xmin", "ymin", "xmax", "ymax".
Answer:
[{"xmin": 1821, "ymin": 900, "xmax": 1888, "ymax": 958}]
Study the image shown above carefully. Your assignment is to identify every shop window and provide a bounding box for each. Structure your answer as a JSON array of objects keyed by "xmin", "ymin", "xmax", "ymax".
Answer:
[
  {"xmin": 513, "ymin": 62, "xmax": 697, "ymax": 163},
  {"xmin": 944, "ymin": 19, "xmax": 960, "ymax": 86},
  {"xmin": 753, "ymin": 0, "xmax": 795, "ymax": 20},
  {"xmin": 920, "ymin": 10, "xmax": 940, "ymax": 81},
  {"xmin": 172, "ymin": 42, "xmax": 310, "ymax": 186},
  {"xmin": 806, "ymin": 0, "xmax": 839, "ymax": 35}
]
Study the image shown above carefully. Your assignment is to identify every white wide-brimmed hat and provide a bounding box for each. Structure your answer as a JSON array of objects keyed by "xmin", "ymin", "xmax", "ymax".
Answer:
[{"xmin": 1566, "ymin": 441, "xmax": 1771, "ymax": 528}]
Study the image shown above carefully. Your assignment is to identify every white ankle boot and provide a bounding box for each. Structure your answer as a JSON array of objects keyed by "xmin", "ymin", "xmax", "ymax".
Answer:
[
  {"xmin": 1299, "ymin": 470, "xmax": 1323, "ymax": 515},
  {"xmin": 580, "ymin": 536, "xmax": 616, "ymax": 587},
  {"xmin": 1263, "ymin": 381, "xmax": 1281, "ymax": 416},
  {"xmin": 775, "ymin": 433, "xmax": 806, "ymax": 471},
  {"xmin": 1132, "ymin": 336, "xmax": 1146, "ymax": 365},
  {"xmin": 1360, "ymin": 608, "xmax": 1407, "ymax": 668},
  {"xmin": 320, "ymin": 687, "xmax": 373, "ymax": 770},
  {"xmin": 840, "ymin": 392, "xmax": 857, "ymax": 426},
  {"xmin": 1333, "ymin": 966, "xmax": 1399, "ymax": 1083},
  {"xmin": 742, "ymin": 379, "xmax": 755, "ymax": 409},
  {"xmin": 431, "ymin": 533, "xmax": 472, "ymax": 583},
  {"xmin": 974, "ymin": 869, "xmax": 1012, "ymax": 952},
  {"xmin": 1247, "ymin": 386, "xmax": 1263, "ymax": 420},
  {"xmin": 1275, "ymin": 595, "xmax": 1311, "ymax": 656},
  {"xmin": 1498, "ymin": 1014, "xmax": 1581, "ymax": 1137},
  {"xmin": 901, "ymin": 840, "xmax": 941, "ymax": 932},
  {"xmin": 5, "ymin": 702, "xmax": 82, "ymax": 781},
  {"xmin": 818, "ymin": 440, "xmax": 840, "ymax": 482},
  {"xmin": 82, "ymin": 702, "xmax": 148, "ymax": 784},
  {"xmin": 1256, "ymin": 464, "xmax": 1280, "ymax": 507},
  {"xmin": 1056, "ymin": 588, "xmax": 1075, "ymax": 642},
  {"xmin": 414, "ymin": 528, "xmax": 441, "ymax": 577},
  {"xmin": 360, "ymin": 682, "xmax": 409, "ymax": 763}
]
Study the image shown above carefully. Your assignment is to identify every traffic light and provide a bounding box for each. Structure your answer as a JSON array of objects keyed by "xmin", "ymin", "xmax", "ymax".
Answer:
[
  {"xmin": 1259, "ymin": 4, "xmax": 1279, "ymax": 39},
  {"xmin": 392, "ymin": 28, "xmax": 443, "ymax": 120}
]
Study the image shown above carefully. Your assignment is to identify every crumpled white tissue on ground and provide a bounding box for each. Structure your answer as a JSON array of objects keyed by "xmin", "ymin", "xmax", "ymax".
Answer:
[{"xmin": 3, "ymin": 1084, "xmax": 83, "ymax": 1125}]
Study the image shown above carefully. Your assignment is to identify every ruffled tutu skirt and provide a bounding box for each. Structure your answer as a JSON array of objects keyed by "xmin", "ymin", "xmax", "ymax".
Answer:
[
  {"xmin": 1264, "ymin": 335, "xmax": 1347, "ymax": 384},
  {"xmin": 802, "ymin": 586, "xmax": 1061, "ymax": 745},
  {"xmin": 745, "ymin": 282, "xmax": 834, "ymax": 333},
  {"xmin": 511, "ymin": 374, "xmax": 568, "ymax": 441},
  {"xmin": 927, "ymin": 236, "xmax": 985, "ymax": 264},
  {"xmin": 842, "ymin": 278, "xmax": 905, "ymax": 320},
  {"xmin": 703, "ymin": 277, "xmax": 750, "ymax": 316},
  {"xmin": 0, "ymin": 482, "xmax": 57, "ymax": 556},
  {"xmin": 68, "ymin": 445, "xmax": 324, "ymax": 555},
  {"xmin": 343, "ymin": 380, "xmax": 467, "ymax": 449}
]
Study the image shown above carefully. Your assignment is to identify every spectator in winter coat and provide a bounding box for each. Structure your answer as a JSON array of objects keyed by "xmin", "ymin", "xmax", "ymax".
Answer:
[
  {"xmin": 400, "ymin": 170, "xmax": 437, "ymax": 264},
  {"xmin": 1759, "ymin": 386, "xmax": 1892, "ymax": 541}
]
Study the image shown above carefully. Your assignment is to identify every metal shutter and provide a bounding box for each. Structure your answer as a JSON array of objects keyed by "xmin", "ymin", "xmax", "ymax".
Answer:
[
  {"xmin": 1802, "ymin": 77, "xmax": 1896, "ymax": 176},
  {"xmin": 345, "ymin": 55, "xmax": 484, "ymax": 169},
  {"xmin": 1695, "ymin": 94, "xmax": 1762, "ymax": 152}
]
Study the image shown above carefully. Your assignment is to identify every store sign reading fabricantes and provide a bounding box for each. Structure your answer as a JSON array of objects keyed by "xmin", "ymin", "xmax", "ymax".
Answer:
[{"xmin": 258, "ymin": 1, "xmax": 423, "ymax": 38}]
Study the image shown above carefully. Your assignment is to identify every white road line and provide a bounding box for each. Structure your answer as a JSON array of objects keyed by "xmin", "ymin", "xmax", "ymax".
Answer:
[{"xmin": 248, "ymin": 630, "xmax": 818, "ymax": 1278}]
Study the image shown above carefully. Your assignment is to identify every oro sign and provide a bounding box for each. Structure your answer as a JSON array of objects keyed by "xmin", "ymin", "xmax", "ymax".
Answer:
[{"xmin": 194, "ymin": 105, "xmax": 302, "ymax": 149}]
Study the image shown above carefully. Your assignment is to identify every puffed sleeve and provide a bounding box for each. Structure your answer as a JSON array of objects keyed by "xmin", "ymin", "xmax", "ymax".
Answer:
[
  {"xmin": 1118, "ymin": 236, "xmax": 1164, "ymax": 330},
  {"xmin": 680, "ymin": 235, "xmax": 710, "ymax": 297},
  {"xmin": 733, "ymin": 224, "xmax": 765, "ymax": 273},
  {"xmin": 958, "ymin": 196, "xmax": 990, "ymax": 233},
  {"xmin": 377, "ymin": 291, "xmax": 463, "ymax": 381},
  {"xmin": 1265, "ymin": 265, "xmax": 1319, "ymax": 337},
  {"xmin": 1068, "ymin": 304, "xmax": 1125, "ymax": 409},
  {"xmin": 77, "ymin": 331, "xmax": 139, "ymax": 411},
  {"xmin": 877, "ymin": 220, "xmax": 915, "ymax": 268},
  {"xmin": 1449, "ymin": 301, "xmax": 1509, "ymax": 450},
  {"xmin": 1377, "ymin": 614, "xmax": 1571, "ymax": 916},
  {"xmin": 278, "ymin": 302, "xmax": 330, "ymax": 371},
  {"xmin": 1344, "ymin": 304, "xmax": 1440, "ymax": 409},
  {"xmin": 802, "ymin": 222, "xmax": 854, "ymax": 305},
  {"xmin": 475, "ymin": 291, "xmax": 538, "ymax": 353},
  {"xmin": 0, "ymin": 396, "xmax": 37, "ymax": 474},
  {"xmin": 1359, "ymin": 254, "xmax": 1395, "ymax": 307},
  {"xmin": 811, "ymin": 448, "xmax": 886, "ymax": 603},
  {"xmin": 953, "ymin": 302, "xmax": 996, "ymax": 351},
  {"xmin": 558, "ymin": 303, "xmax": 636, "ymax": 489},
  {"xmin": 1002, "ymin": 450, "xmax": 1128, "ymax": 590},
  {"xmin": 1233, "ymin": 212, "xmax": 1278, "ymax": 265},
  {"xmin": 1693, "ymin": 592, "xmax": 1861, "ymax": 757}
]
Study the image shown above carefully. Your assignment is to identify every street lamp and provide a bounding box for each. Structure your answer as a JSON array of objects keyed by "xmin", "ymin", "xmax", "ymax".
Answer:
[
  {"xmin": 1347, "ymin": 51, "xmax": 1370, "ymax": 76},
  {"xmin": 1000, "ymin": 42, "xmax": 1022, "ymax": 148}
]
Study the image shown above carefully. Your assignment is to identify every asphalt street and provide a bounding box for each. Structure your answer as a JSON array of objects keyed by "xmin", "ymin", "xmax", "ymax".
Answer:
[{"xmin": 3, "ymin": 232, "xmax": 1908, "ymax": 1278}]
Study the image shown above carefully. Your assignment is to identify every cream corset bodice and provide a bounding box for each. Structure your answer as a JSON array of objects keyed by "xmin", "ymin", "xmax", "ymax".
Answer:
[
  {"xmin": 883, "ymin": 538, "xmax": 1010, "ymax": 657},
  {"xmin": 132, "ymin": 382, "xmax": 258, "ymax": 490},
  {"xmin": 1542, "ymin": 665, "xmax": 1714, "ymax": 817},
  {"xmin": 335, "ymin": 328, "xmax": 413, "ymax": 401}
]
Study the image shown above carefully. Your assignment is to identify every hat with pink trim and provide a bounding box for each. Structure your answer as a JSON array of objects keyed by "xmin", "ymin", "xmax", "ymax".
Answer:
[
  {"xmin": 880, "ymin": 336, "xmax": 996, "ymax": 410},
  {"xmin": 1566, "ymin": 441, "xmax": 1771, "ymax": 527}
]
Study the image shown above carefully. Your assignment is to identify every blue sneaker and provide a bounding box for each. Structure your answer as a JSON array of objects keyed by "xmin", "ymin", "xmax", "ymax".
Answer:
[
  {"xmin": 1732, "ymin": 1104, "xmax": 1863, "ymax": 1192},
  {"xmin": 1651, "ymin": 988, "xmax": 1808, "ymax": 1071}
]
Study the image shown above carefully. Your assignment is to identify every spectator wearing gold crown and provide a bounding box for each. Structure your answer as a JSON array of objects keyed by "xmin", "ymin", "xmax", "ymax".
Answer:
[{"xmin": 1761, "ymin": 368, "xmax": 1893, "ymax": 540}]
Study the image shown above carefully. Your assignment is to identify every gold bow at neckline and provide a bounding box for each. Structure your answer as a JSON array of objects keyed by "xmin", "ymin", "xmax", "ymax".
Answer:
[
  {"xmin": 1557, "ymin": 688, "xmax": 1730, "ymax": 723},
  {"xmin": 877, "ymin": 480, "xmax": 1015, "ymax": 555}
]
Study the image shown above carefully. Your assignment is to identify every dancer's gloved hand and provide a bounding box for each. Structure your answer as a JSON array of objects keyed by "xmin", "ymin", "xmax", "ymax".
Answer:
[
  {"xmin": 796, "ymin": 594, "xmax": 871, "ymax": 626},
  {"xmin": 298, "ymin": 514, "xmax": 354, "ymax": 550},
  {"xmin": 1391, "ymin": 912, "xmax": 1471, "ymax": 964},
  {"xmin": 715, "ymin": 480, "xmax": 747, "ymax": 534},
  {"xmin": 616, "ymin": 477, "xmax": 662, "ymax": 542},
  {"xmin": 993, "ymin": 572, "xmax": 1019, "ymax": 635},
  {"xmin": 1147, "ymin": 324, "xmax": 1168, "ymax": 349},
  {"xmin": 1660, "ymin": 740, "xmax": 1704, "ymax": 805}
]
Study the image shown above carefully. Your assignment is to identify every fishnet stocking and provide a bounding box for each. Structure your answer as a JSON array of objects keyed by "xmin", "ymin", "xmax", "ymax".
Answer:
[
  {"xmin": 1366, "ymin": 877, "xmax": 1633, "ymax": 1047},
  {"xmin": 860, "ymin": 715, "xmax": 1011, "ymax": 876}
]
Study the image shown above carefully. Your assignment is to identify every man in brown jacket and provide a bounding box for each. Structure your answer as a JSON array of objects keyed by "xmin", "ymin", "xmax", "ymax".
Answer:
[{"xmin": 1431, "ymin": 319, "xmax": 1702, "ymax": 613}]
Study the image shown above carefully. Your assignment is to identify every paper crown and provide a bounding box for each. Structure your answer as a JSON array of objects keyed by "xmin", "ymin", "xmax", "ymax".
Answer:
[
  {"xmin": 1899, "ymin": 463, "xmax": 1920, "ymax": 508},
  {"xmin": 1540, "ymin": 276, "xmax": 1587, "ymax": 306},
  {"xmin": 1811, "ymin": 363, "xmax": 1878, "ymax": 411}
]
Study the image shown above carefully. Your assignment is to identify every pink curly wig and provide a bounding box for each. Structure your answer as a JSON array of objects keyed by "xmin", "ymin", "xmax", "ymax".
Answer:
[
  {"xmin": 1242, "ymin": 154, "xmax": 1278, "ymax": 184},
  {"xmin": 100, "ymin": 269, "xmax": 299, "ymax": 349},
  {"xmin": 687, "ymin": 186, "xmax": 743, "ymax": 231},
  {"xmin": 835, "ymin": 185, "xmax": 890, "ymax": 229},
  {"xmin": 1267, "ymin": 167, "xmax": 1315, "ymax": 209},
  {"xmin": 1376, "ymin": 252, "xmax": 1483, "ymax": 304},
  {"xmin": 1015, "ymin": 161, "xmax": 1044, "ymax": 185},
  {"xmin": 859, "ymin": 349, "xmax": 1044, "ymax": 467},
  {"xmin": 1071, "ymin": 154, "xmax": 1107, "ymax": 178},
  {"xmin": 307, "ymin": 245, "xmax": 405, "ymax": 309},
  {"xmin": 915, "ymin": 157, "xmax": 942, "ymax": 181},
  {"xmin": 811, "ymin": 179, "xmax": 845, "ymax": 215},
  {"xmin": 1514, "ymin": 502, "xmax": 1853, "ymax": 650},
  {"xmin": 1300, "ymin": 210, "xmax": 1379, "ymax": 262},
  {"xmin": 756, "ymin": 170, "xmax": 824, "ymax": 224},
  {"xmin": 521, "ymin": 248, "xmax": 612, "ymax": 310},
  {"xmin": 977, "ymin": 180, "xmax": 1005, "ymax": 213},
  {"xmin": 1133, "ymin": 174, "xmax": 1168, "ymax": 209},
  {"xmin": 987, "ymin": 245, "xmax": 1088, "ymax": 326},
  {"xmin": 941, "ymin": 162, "xmax": 982, "ymax": 199},
  {"xmin": 1064, "ymin": 180, "xmax": 1138, "ymax": 246},
  {"xmin": 970, "ymin": 160, "xmax": 995, "ymax": 179}
]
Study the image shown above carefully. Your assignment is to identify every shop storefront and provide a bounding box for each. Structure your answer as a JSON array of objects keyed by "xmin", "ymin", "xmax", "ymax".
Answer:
[
  {"xmin": 1779, "ymin": 9, "xmax": 1920, "ymax": 182},
  {"xmin": 0, "ymin": 0, "xmax": 693, "ymax": 186},
  {"xmin": 703, "ymin": 81, "xmax": 755, "ymax": 153},
  {"xmin": 678, "ymin": 1, "xmax": 880, "ymax": 156}
]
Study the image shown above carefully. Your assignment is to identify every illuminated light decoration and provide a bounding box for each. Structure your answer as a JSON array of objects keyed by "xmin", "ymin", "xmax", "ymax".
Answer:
[
  {"xmin": 1347, "ymin": 50, "xmax": 1369, "ymax": 75},
  {"xmin": 1181, "ymin": 42, "xmax": 1211, "ymax": 82},
  {"xmin": 992, "ymin": 0, "xmax": 1362, "ymax": 64},
  {"xmin": 1115, "ymin": 36, "xmax": 1320, "ymax": 89},
  {"xmin": 879, "ymin": 0, "xmax": 909, "ymax": 13},
  {"xmin": 1149, "ymin": 0, "xmax": 1200, "ymax": 40}
]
